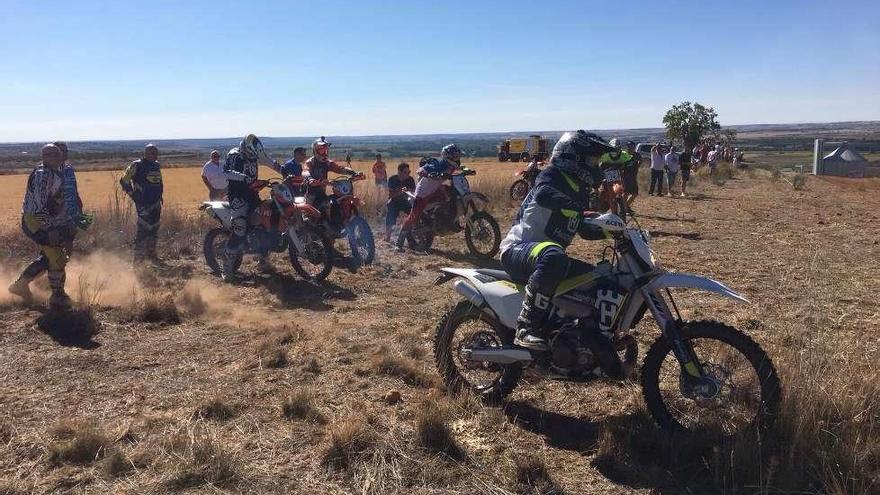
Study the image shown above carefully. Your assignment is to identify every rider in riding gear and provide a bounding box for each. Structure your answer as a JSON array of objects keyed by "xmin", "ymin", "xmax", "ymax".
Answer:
[
  {"xmin": 8, "ymin": 144, "xmax": 78, "ymax": 309},
  {"xmin": 222, "ymin": 134, "xmax": 279, "ymax": 280},
  {"xmin": 303, "ymin": 137, "xmax": 359, "ymax": 233},
  {"xmin": 395, "ymin": 144, "xmax": 462, "ymax": 251},
  {"xmin": 622, "ymin": 140, "xmax": 641, "ymax": 208},
  {"xmin": 500, "ymin": 130, "xmax": 615, "ymax": 352},
  {"xmin": 120, "ymin": 144, "xmax": 163, "ymax": 261}
]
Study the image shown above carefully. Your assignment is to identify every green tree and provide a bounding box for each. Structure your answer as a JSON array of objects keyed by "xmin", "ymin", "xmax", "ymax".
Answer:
[{"xmin": 662, "ymin": 101, "xmax": 722, "ymax": 149}]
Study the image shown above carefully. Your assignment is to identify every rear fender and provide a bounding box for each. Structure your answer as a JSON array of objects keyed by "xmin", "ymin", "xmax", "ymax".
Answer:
[{"xmin": 437, "ymin": 268, "xmax": 522, "ymax": 329}]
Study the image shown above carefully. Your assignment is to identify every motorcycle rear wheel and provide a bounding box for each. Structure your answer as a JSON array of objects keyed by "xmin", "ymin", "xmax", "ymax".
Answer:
[
  {"xmin": 407, "ymin": 217, "xmax": 435, "ymax": 252},
  {"xmin": 434, "ymin": 300, "xmax": 522, "ymax": 403},
  {"xmin": 288, "ymin": 224, "xmax": 333, "ymax": 281},
  {"xmin": 641, "ymin": 320, "xmax": 781, "ymax": 437},
  {"xmin": 203, "ymin": 227, "xmax": 241, "ymax": 275}
]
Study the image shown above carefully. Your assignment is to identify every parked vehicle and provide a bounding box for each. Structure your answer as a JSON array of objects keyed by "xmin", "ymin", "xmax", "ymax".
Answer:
[
  {"xmin": 635, "ymin": 142, "xmax": 656, "ymax": 155},
  {"xmin": 405, "ymin": 168, "xmax": 502, "ymax": 258},
  {"xmin": 433, "ymin": 211, "xmax": 780, "ymax": 437},
  {"xmin": 498, "ymin": 135, "xmax": 550, "ymax": 162},
  {"xmin": 308, "ymin": 173, "xmax": 376, "ymax": 268},
  {"xmin": 201, "ymin": 177, "xmax": 334, "ymax": 281}
]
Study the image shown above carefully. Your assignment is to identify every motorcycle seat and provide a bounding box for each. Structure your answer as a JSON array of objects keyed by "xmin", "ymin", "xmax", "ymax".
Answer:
[{"xmin": 475, "ymin": 269, "xmax": 522, "ymax": 283}]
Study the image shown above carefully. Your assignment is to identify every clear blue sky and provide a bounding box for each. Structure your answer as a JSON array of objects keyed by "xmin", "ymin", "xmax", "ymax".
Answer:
[{"xmin": 1, "ymin": 0, "xmax": 878, "ymax": 142}]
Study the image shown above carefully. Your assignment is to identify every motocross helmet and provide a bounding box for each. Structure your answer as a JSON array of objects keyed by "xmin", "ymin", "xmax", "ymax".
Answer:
[
  {"xmin": 551, "ymin": 130, "xmax": 615, "ymax": 182},
  {"xmin": 441, "ymin": 144, "xmax": 462, "ymax": 165},
  {"xmin": 240, "ymin": 134, "xmax": 265, "ymax": 162},
  {"xmin": 608, "ymin": 138, "xmax": 620, "ymax": 149},
  {"xmin": 625, "ymin": 140, "xmax": 636, "ymax": 151},
  {"xmin": 313, "ymin": 136, "xmax": 330, "ymax": 161}
]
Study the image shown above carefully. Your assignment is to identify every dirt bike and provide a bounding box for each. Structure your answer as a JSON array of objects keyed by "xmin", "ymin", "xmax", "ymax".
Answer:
[
  {"xmin": 593, "ymin": 163, "xmax": 629, "ymax": 222},
  {"xmin": 509, "ymin": 166, "xmax": 541, "ymax": 202},
  {"xmin": 405, "ymin": 168, "xmax": 501, "ymax": 258},
  {"xmin": 433, "ymin": 212, "xmax": 781, "ymax": 437},
  {"xmin": 306, "ymin": 173, "xmax": 376, "ymax": 269},
  {"xmin": 200, "ymin": 177, "xmax": 334, "ymax": 281}
]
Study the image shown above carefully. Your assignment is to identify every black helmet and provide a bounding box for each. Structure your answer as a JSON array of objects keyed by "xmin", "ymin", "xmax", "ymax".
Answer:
[{"xmin": 551, "ymin": 130, "xmax": 615, "ymax": 166}]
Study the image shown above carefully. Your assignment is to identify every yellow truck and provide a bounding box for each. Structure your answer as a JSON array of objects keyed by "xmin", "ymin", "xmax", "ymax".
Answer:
[{"xmin": 497, "ymin": 135, "xmax": 549, "ymax": 162}]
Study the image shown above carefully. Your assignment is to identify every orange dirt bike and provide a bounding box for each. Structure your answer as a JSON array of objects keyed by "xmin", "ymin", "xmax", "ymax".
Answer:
[
  {"xmin": 200, "ymin": 177, "xmax": 334, "ymax": 281},
  {"xmin": 305, "ymin": 173, "xmax": 376, "ymax": 268},
  {"xmin": 509, "ymin": 166, "xmax": 541, "ymax": 202},
  {"xmin": 593, "ymin": 163, "xmax": 629, "ymax": 222}
]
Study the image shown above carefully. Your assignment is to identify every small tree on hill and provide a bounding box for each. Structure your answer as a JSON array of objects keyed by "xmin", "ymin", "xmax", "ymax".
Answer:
[{"xmin": 662, "ymin": 101, "xmax": 722, "ymax": 149}]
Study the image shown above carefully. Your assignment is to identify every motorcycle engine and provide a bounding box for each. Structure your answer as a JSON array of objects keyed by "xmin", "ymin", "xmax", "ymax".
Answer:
[{"xmin": 549, "ymin": 329, "xmax": 598, "ymax": 378}]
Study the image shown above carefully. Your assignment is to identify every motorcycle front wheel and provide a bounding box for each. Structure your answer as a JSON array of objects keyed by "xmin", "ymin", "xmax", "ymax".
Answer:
[
  {"xmin": 406, "ymin": 217, "xmax": 435, "ymax": 252},
  {"xmin": 434, "ymin": 300, "xmax": 522, "ymax": 402},
  {"xmin": 203, "ymin": 227, "xmax": 240, "ymax": 275},
  {"xmin": 288, "ymin": 224, "xmax": 333, "ymax": 281},
  {"xmin": 641, "ymin": 320, "xmax": 781, "ymax": 437},
  {"xmin": 465, "ymin": 211, "xmax": 501, "ymax": 258},
  {"xmin": 509, "ymin": 179, "xmax": 530, "ymax": 202},
  {"xmin": 347, "ymin": 216, "xmax": 375, "ymax": 265}
]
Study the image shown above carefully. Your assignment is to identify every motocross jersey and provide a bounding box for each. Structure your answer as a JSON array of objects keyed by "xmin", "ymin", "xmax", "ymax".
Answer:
[
  {"xmin": 598, "ymin": 150, "xmax": 633, "ymax": 169},
  {"xmin": 304, "ymin": 156, "xmax": 351, "ymax": 181},
  {"xmin": 500, "ymin": 162, "xmax": 603, "ymax": 254},
  {"xmin": 22, "ymin": 164, "xmax": 67, "ymax": 232},
  {"xmin": 224, "ymin": 148, "xmax": 260, "ymax": 203},
  {"xmin": 120, "ymin": 158, "xmax": 163, "ymax": 205}
]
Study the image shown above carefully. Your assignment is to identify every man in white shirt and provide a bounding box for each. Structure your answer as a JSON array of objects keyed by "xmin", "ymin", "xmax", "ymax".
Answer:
[
  {"xmin": 707, "ymin": 148, "xmax": 719, "ymax": 175},
  {"xmin": 201, "ymin": 150, "xmax": 228, "ymax": 200},
  {"xmin": 664, "ymin": 147, "xmax": 680, "ymax": 197},
  {"xmin": 649, "ymin": 143, "xmax": 666, "ymax": 196}
]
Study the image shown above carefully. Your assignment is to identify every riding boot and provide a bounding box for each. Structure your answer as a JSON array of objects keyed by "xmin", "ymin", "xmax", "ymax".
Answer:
[
  {"xmin": 47, "ymin": 270, "xmax": 71, "ymax": 311},
  {"xmin": 395, "ymin": 227, "xmax": 409, "ymax": 252},
  {"xmin": 513, "ymin": 286, "xmax": 552, "ymax": 351},
  {"xmin": 222, "ymin": 251, "xmax": 239, "ymax": 282},
  {"xmin": 7, "ymin": 274, "xmax": 35, "ymax": 302}
]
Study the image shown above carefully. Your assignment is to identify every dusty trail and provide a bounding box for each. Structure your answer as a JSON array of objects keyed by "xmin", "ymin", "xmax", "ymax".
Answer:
[{"xmin": 0, "ymin": 172, "xmax": 878, "ymax": 493}]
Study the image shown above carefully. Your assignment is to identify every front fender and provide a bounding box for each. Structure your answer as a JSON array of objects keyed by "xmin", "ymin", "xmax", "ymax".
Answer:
[{"xmin": 617, "ymin": 272, "xmax": 749, "ymax": 331}]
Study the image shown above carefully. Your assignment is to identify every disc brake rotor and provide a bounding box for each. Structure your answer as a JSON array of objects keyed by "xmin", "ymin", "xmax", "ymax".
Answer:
[{"xmin": 458, "ymin": 330, "xmax": 501, "ymax": 371}]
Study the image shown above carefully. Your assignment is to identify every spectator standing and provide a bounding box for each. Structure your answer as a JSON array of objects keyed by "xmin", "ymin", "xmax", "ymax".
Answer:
[
  {"xmin": 649, "ymin": 143, "xmax": 666, "ymax": 196},
  {"xmin": 280, "ymin": 147, "xmax": 307, "ymax": 177},
  {"xmin": 679, "ymin": 147, "xmax": 692, "ymax": 197},
  {"xmin": 201, "ymin": 150, "xmax": 228, "ymax": 200},
  {"xmin": 623, "ymin": 141, "xmax": 641, "ymax": 209},
  {"xmin": 372, "ymin": 153, "xmax": 387, "ymax": 188},
  {"xmin": 384, "ymin": 162, "xmax": 415, "ymax": 243},
  {"xmin": 120, "ymin": 144, "xmax": 163, "ymax": 262},
  {"xmin": 664, "ymin": 146, "xmax": 680, "ymax": 197},
  {"xmin": 345, "ymin": 150, "xmax": 352, "ymax": 166},
  {"xmin": 707, "ymin": 147, "xmax": 719, "ymax": 175}
]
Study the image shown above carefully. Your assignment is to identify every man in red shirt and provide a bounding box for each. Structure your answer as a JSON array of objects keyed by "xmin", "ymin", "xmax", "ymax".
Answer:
[{"xmin": 372, "ymin": 154, "xmax": 387, "ymax": 188}]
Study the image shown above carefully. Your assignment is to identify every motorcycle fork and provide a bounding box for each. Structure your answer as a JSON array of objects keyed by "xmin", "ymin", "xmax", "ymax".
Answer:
[{"xmin": 641, "ymin": 287, "xmax": 704, "ymax": 378}]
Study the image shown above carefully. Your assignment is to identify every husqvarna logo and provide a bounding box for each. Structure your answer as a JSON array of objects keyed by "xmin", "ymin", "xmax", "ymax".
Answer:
[{"xmin": 596, "ymin": 289, "xmax": 625, "ymax": 331}]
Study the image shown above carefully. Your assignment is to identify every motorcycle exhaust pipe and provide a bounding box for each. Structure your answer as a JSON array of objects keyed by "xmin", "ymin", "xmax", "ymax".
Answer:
[
  {"xmin": 453, "ymin": 280, "xmax": 484, "ymax": 307},
  {"xmin": 465, "ymin": 347, "xmax": 533, "ymax": 364}
]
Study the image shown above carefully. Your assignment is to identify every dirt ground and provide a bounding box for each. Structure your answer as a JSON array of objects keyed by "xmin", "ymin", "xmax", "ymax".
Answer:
[{"xmin": 0, "ymin": 169, "xmax": 878, "ymax": 493}]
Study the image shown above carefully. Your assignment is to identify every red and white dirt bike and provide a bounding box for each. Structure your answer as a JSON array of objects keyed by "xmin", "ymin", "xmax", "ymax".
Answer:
[
  {"xmin": 509, "ymin": 166, "xmax": 541, "ymax": 202},
  {"xmin": 200, "ymin": 176, "xmax": 334, "ymax": 281},
  {"xmin": 306, "ymin": 173, "xmax": 376, "ymax": 267}
]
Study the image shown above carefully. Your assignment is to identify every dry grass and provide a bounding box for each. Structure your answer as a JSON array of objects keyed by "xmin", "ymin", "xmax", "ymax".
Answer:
[
  {"xmin": 322, "ymin": 416, "xmax": 378, "ymax": 471},
  {"xmin": 372, "ymin": 350, "xmax": 438, "ymax": 388},
  {"xmin": 415, "ymin": 400, "xmax": 466, "ymax": 461},
  {"xmin": 164, "ymin": 429, "xmax": 239, "ymax": 490},
  {"xmin": 513, "ymin": 455, "xmax": 565, "ymax": 495},
  {"xmin": 281, "ymin": 389, "xmax": 326, "ymax": 424},
  {"xmin": 46, "ymin": 420, "xmax": 109, "ymax": 466},
  {"xmin": 192, "ymin": 398, "xmax": 237, "ymax": 421},
  {"xmin": 136, "ymin": 293, "xmax": 181, "ymax": 324}
]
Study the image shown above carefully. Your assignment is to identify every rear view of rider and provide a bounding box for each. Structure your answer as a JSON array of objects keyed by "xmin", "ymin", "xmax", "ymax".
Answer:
[
  {"xmin": 500, "ymin": 130, "xmax": 615, "ymax": 351},
  {"xmin": 222, "ymin": 133, "xmax": 278, "ymax": 281},
  {"xmin": 395, "ymin": 144, "xmax": 462, "ymax": 251},
  {"xmin": 304, "ymin": 137, "xmax": 359, "ymax": 233}
]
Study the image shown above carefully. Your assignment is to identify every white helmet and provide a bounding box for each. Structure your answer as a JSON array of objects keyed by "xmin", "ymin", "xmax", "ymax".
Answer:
[
  {"xmin": 240, "ymin": 134, "xmax": 264, "ymax": 161},
  {"xmin": 608, "ymin": 138, "xmax": 620, "ymax": 149}
]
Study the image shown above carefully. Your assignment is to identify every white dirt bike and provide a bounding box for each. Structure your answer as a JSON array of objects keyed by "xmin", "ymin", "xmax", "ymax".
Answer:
[{"xmin": 433, "ymin": 212, "xmax": 781, "ymax": 436}]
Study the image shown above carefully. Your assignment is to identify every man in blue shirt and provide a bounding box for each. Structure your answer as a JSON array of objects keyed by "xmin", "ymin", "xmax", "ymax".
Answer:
[{"xmin": 280, "ymin": 147, "xmax": 307, "ymax": 177}]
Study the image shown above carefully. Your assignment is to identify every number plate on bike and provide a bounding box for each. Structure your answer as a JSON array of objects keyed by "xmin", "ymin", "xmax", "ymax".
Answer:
[
  {"xmin": 333, "ymin": 179, "xmax": 353, "ymax": 196},
  {"xmin": 604, "ymin": 169, "xmax": 622, "ymax": 182}
]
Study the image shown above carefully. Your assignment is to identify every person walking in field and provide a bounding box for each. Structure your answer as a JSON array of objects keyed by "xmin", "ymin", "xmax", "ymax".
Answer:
[
  {"xmin": 664, "ymin": 146, "xmax": 680, "ymax": 197},
  {"xmin": 649, "ymin": 143, "xmax": 666, "ymax": 196},
  {"xmin": 7, "ymin": 144, "xmax": 83, "ymax": 310},
  {"xmin": 384, "ymin": 162, "xmax": 415, "ymax": 243},
  {"xmin": 120, "ymin": 144, "xmax": 164, "ymax": 262},
  {"xmin": 201, "ymin": 150, "xmax": 228, "ymax": 200},
  {"xmin": 345, "ymin": 150, "xmax": 352, "ymax": 166},
  {"xmin": 372, "ymin": 153, "xmax": 387, "ymax": 188}
]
